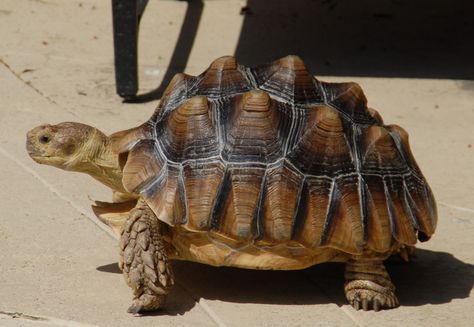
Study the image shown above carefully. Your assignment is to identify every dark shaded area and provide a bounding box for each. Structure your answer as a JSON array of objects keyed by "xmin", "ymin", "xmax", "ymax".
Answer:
[
  {"xmin": 97, "ymin": 249, "xmax": 473, "ymax": 314},
  {"xmin": 112, "ymin": 0, "xmax": 149, "ymax": 98},
  {"xmin": 127, "ymin": 0, "xmax": 204, "ymax": 103},
  {"xmin": 235, "ymin": 0, "xmax": 474, "ymax": 79},
  {"xmin": 388, "ymin": 250, "xmax": 474, "ymax": 306},
  {"xmin": 122, "ymin": 0, "xmax": 473, "ymax": 102},
  {"xmin": 96, "ymin": 262, "xmax": 121, "ymax": 274}
]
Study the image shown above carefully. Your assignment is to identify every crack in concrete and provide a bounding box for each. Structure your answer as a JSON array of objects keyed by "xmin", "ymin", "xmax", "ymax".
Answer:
[
  {"xmin": 0, "ymin": 310, "xmax": 98, "ymax": 326},
  {"xmin": 0, "ymin": 57, "xmax": 80, "ymax": 119},
  {"xmin": 439, "ymin": 201, "xmax": 474, "ymax": 215},
  {"xmin": 0, "ymin": 310, "xmax": 47, "ymax": 321}
]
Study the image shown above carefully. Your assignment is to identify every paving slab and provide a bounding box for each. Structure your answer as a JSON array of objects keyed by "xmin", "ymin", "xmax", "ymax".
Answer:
[{"xmin": 0, "ymin": 0, "xmax": 473, "ymax": 326}]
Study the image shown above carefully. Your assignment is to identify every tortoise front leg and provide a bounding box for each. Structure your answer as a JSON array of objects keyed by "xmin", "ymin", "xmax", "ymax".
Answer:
[
  {"xmin": 344, "ymin": 254, "xmax": 399, "ymax": 311},
  {"xmin": 119, "ymin": 199, "xmax": 174, "ymax": 315}
]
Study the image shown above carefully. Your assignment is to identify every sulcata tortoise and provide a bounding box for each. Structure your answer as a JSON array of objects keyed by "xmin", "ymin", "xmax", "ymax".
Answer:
[{"xmin": 26, "ymin": 55, "xmax": 437, "ymax": 313}]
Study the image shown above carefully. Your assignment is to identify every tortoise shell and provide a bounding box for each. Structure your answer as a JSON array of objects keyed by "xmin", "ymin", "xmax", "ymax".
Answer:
[{"xmin": 116, "ymin": 55, "xmax": 437, "ymax": 259}]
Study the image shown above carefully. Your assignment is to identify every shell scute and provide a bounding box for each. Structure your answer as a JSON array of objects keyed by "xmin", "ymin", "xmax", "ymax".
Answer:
[
  {"xmin": 360, "ymin": 176, "xmax": 392, "ymax": 252},
  {"xmin": 190, "ymin": 56, "xmax": 253, "ymax": 98},
  {"xmin": 157, "ymin": 73, "xmax": 193, "ymax": 117},
  {"xmin": 287, "ymin": 105, "xmax": 355, "ymax": 176},
  {"xmin": 294, "ymin": 177, "xmax": 331, "ymax": 248},
  {"xmin": 361, "ymin": 125, "xmax": 408, "ymax": 175},
  {"xmin": 221, "ymin": 90, "xmax": 284, "ymax": 163},
  {"xmin": 313, "ymin": 176, "xmax": 365, "ymax": 254},
  {"xmin": 403, "ymin": 175, "xmax": 437, "ymax": 240},
  {"xmin": 141, "ymin": 164, "xmax": 186, "ymax": 227},
  {"xmin": 212, "ymin": 166, "xmax": 265, "ymax": 240},
  {"xmin": 251, "ymin": 55, "xmax": 324, "ymax": 105},
  {"xmin": 383, "ymin": 176, "xmax": 418, "ymax": 245},
  {"xmin": 259, "ymin": 160, "xmax": 304, "ymax": 243},
  {"xmin": 182, "ymin": 160, "xmax": 225, "ymax": 231},
  {"xmin": 122, "ymin": 139, "xmax": 165, "ymax": 193},
  {"xmin": 159, "ymin": 96, "xmax": 219, "ymax": 162},
  {"xmin": 385, "ymin": 124, "xmax": 423, "ymax": 177},
  {"xmin": 322, "ymin": 82, "xmax": 379, "ymax": 125}
]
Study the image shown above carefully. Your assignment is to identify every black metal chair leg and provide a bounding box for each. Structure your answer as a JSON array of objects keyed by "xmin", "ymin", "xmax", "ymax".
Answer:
[{"xmin": 112, "ymin": 0, "xmax": 148, "ymax": 99}]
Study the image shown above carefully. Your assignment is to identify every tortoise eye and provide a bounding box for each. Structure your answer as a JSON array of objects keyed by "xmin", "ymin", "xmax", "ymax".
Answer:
[{"xmin": 39, "ymin": 135, "xmax": 51, "ymax": 144}]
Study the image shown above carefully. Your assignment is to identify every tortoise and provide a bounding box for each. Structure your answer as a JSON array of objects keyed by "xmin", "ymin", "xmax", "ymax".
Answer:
[{"xmin": 26, "ymin": 55, "xmax": 437, "ymax": 313}]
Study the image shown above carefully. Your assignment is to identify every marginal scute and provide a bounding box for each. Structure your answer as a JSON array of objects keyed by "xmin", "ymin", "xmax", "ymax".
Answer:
[
  {"xmin": 251, "ymin": 55, "xmax": 323, "ymax": 104},
  {"xmin": 214, "ymin": 167, "xmax": 265, "ymax": 240},
  {"xmin": 318, "ymin": 176, "xmax": 364, "ymax": 254},
  {"xmin": 182, "ymin": 160, "xmax": 225, "ymax": 231},
  {"xmin": 295, "ymin": 177, "xmax": 332, "ymax": 248},
  {"xmin": 360, "ymin": 176, "xmax": 392, "ymax": 252},
  {"xmin": 109, "ymin": 124, "xmax": 153, "ymax": 154},
  {"xmin": 383, "ymin": 124, "xmax": 437, "ymax": 239},
  {"xmin": 159, "ymin": 95, "xmax": 219, "ymax": 161},
  {"xmin": 260, "ymin": 160, "xmax": 304, "ymax": 242},
  {"xmin": 403, "ymin": 175, "xmax": 437, "ymax": 240},
  {"xmin": 91, "ymin": 199, "xmax": 137, "ymax": 238},
  {"xmin": 122, "ymin": 140, "xmax": 165, "ymax": 193},
  {"xmin": 383, "ymin": 177, "xmax": 418, "ymax": 245},
  {"xmin": 222, "ymin": 90, "xmax": 283, "ymax": 162},
  {"xmin": 141, "ymin": 164, "xmax": 186, "ymax": 226}
]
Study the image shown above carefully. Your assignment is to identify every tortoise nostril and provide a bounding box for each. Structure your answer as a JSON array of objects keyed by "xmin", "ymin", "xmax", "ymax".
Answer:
[{"xmin": 39, "ymin": 135, "xmax": 51, "ymax": 144}]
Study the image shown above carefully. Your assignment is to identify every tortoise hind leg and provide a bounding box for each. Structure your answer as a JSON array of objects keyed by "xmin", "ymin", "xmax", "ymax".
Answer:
[
  {"xmin": 119, "ymin": 199, "xmax": 174, "ymax": 315},
  {"xmin": 344, "ymin": 254, "xmax": 399, "ymax": 311}
]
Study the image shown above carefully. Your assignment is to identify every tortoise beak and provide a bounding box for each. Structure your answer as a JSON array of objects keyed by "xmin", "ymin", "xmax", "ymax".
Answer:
[{"xmin": 26, "ymin": 124, "xmax": 51, "ymax": 161}]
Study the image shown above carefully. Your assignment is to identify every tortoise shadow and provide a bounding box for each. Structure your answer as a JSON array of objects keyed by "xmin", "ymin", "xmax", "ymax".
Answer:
[{"xmin": 96, "ymin": 248, "xmax": 473, "ymax": 313}]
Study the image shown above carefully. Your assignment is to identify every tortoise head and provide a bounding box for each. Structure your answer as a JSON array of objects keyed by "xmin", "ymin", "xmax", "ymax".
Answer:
[
  {"xmin": 26, "ymin": 122, "xmax": 126, "ymax": 193},
  {"xmin": 26, "ymin": 122, "xmax": 103, "ymax": 170}
]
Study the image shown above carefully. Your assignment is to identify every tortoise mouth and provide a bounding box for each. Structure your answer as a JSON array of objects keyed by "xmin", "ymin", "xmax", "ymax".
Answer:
[
  {"xmin": 29, "ymin": 154, "xmax": 51, "ymax": 163},
  {"xmin": 26, "ymin": 135, "xmax": 40, "ymax": 157},
  {"xmin": 26, "ymin": 128, "xmax": 54, "ymax": 163}
]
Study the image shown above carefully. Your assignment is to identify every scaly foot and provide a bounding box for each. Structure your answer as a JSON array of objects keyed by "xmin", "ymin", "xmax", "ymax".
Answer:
[{"xmin": 345, "ymin": 279, "xmax": 399, "ymax": 311}]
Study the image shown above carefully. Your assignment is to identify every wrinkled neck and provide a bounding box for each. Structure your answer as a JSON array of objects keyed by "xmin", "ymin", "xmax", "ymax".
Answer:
[{"xmin": 66, "ymin": 129, "xmax": 126, "ymax": 193}]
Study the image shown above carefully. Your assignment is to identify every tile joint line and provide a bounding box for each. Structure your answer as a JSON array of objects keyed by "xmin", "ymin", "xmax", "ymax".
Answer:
[
  {"xmin": 0, "ymin": 310, "xmax": 98, "ymax": 327},
  {"xmin": 0, "ymin": 57, "xmax": 80, "ymax": 119},
  {"xmin": 439, "ymin": 201, "xmax": 474, "ymax": 214}
]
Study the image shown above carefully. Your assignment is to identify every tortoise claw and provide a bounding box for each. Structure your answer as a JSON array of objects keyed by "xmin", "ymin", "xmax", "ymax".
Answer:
[
  {"xmin": 127, "ymin": 303, "xmax": 144, "ymax": 316},
  {"xmin": 362, "ymin": 298, "xmax": 369, "ymax": 311},
  {"xmin": 345, "ymin": 279, "xmax": 399, "ymax": 311},
  {"xmin": 127, "ymin": 294, "xmax": 166, "ymax": 316},
  {"xmin": 374, "ymin": 299, "xmax": 381, "ymax": 312},
  {"xmin": 353, "ymin": 299, "xmax": 361, "ymax": 311},
  {"xmin": 346, "ymin": 286, "xmax": 399, "ymax": 311}
]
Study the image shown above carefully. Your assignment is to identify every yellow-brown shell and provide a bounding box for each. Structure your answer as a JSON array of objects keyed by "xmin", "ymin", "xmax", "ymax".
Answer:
[{"xmin": 119, "ymin": 55, "xmax": 437, "ymax": 257}]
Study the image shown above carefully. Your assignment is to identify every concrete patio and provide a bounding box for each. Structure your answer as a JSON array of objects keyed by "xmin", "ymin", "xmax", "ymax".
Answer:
[{"xmin": 0, "ymin": 0, "xmax": 473, "ymax": 326}]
